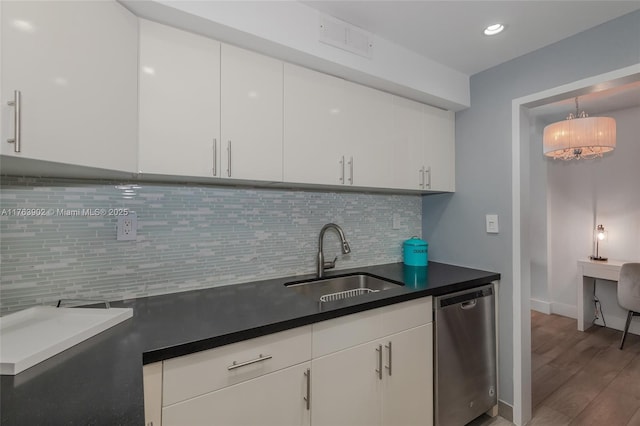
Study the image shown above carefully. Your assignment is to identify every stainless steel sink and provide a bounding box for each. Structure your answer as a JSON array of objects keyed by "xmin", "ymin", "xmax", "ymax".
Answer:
[{"xmin": 285, "ymin": 274, "xmax": 402, "ymax": 302}]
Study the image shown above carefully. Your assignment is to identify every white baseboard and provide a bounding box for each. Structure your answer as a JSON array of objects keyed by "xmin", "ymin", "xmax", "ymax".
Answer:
[
  {"xmin": 593, "ymin": 314, "xmax": 640, "ymax": 335},
  {"xmin": 550, "ymin": 302, "xmax": 577, "ymax": 319},
  {"xmin": 530, "ymin": 298, "xmax": 551, "ymax": 314}
]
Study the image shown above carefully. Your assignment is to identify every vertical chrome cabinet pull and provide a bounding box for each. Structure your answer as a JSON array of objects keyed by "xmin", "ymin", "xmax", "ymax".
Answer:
[
  {"xmin": 375, "ymin": 344, "xmax": 383, "ymax": 380},
  {"xmin": 419, "ymin": 167, "xmax": 425, "ymax": 189},
  {"xmin": 339, "ymin": 156, "xmax": 345, "ymax": 183},
  {"xmin": 304, "ymin": 368, "xmax": 311, "ymax": 410},
  {"xmin": 212, "ymin": 139, "xmax": 217, "ymax": 176},
  {"xmin": 385, "ymin": 341, "xmax": 392, "ymax": 376},
  {"xmin": 227, "ymin": 140, "xmax": 232, "ymax": 177},
  {"xmin": 425, "ymin": 166, "xmax": 431, "ymax": 189},
  {"xmin": 7, "ymin": 90, "xmax": 21, "ymax": 152},
  {"xmin": 348, "ymin": 156, "xmax": 353, "ymax": 185}
]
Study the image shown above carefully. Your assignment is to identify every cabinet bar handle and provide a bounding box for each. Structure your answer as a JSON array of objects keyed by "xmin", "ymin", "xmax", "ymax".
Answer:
[
  {"xmin": 304, "ymin": 368, "xmax": 311, "ymax": 410},
  {"xmin": 419, "ymin": 167, "xmax": 425, "ymax": 189},
  {"xmin": 425, "ymin": 166, "xmax": 431, "ymax": 189},
  {"xmin": 227, "ymin": 140, "xmax": 232, "ymax": 177},
  {"xmin": 213, "ymin": 139, "xmax": 217, "ymax": 176},
  {"xmin": 375, "ymin": 344, "xmax": 383, "ymax": 380},
  {"xmin": 348, "ymin": 156, "xmax": 353, "ymax": 185},
  {"xmin": 385, "ymin": 341, "xmax": 392, "ymax": 376},
  {"xmin": 7, "ymin": 90, "xmax": 21, "ymax": 152},
  {"xmin": 339, "ymin": 156, "xmax": 345, "ymax": 184},
  {"xmin": 227, "ymin": 353, "xmax": 272, "ymax": 370}
]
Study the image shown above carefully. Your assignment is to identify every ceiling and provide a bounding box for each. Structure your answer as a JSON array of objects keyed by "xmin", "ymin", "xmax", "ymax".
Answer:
[
  {"xmin": 302, "ymin": 1, "xmax": 640, "ymax": 76},
  {"xmin": 530, "ymin": 80, "xmax": 640, "ymax": 123},
  {"xmin": 302, "ymin": 1, "xmax": 640, "ymax": 116}
]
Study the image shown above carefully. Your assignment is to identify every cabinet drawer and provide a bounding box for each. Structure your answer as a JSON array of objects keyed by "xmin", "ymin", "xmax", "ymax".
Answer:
[
  {"xmin": 163, "ymin": 326, "xmax": 312, "ymax": 406},
  {"xmin": 312, "ymin": 307, "xmax": 381, "ymax": 358},
  {"xmin": 381, "ymin": 296, "xmax": 432, "ymax": 336},
  {"xmin": 162, "ymin": 362, "xmax": 311, "ymax": 426},
  {"xmin": 312, "ymin": 296, "xmax": 432, "ymax": 358}
]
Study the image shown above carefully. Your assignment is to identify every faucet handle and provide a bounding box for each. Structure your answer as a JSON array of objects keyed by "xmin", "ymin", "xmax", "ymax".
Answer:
[{"xmin": 324, "ymin": 256, "xmax": 338, "ymax": 270}]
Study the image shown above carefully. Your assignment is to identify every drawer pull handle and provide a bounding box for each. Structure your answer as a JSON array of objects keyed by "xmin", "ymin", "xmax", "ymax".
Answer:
[{"xmin": 227, "ymin": 354, "xmax": 272, "ymax": 370}]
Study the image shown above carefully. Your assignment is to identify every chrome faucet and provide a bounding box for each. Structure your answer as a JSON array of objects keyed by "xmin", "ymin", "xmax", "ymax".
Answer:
[{"xmin": 317, "ymin": 223, "xmax": 351, "ymax": 278}]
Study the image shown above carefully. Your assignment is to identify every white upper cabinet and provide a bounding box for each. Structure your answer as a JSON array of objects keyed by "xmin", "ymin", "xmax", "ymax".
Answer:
[
  {"xmin": 138, "ymin": 19, "xmax": 220, "ymax": 177},
  {"xmin": 390, "ymin": 96, "xmax": 426, "ymax": 190},
  {"xmin": 424, "ymin": 105, "xmax": 455, "ymax": 192},
  {"xmin": 284, "ymin": 63, "xmax": 347, "ymax": 186},
  {"xmin": 220, "ymin": 44, "xmax": 283, "ymax": 182},
  {"xmin": 284, "ymin": 63, "xmax": 396, "ymax": 189},
  {"xmin": 1, "ymin": 0, "xmax": 138, "ymax": 171},
  {"xmin": 343, "ymin": 82, "xmax": 394, "ymax": 189},
  {"xmin": 389, "ymin": 96, "xmax": 455, "ymax": 192}
]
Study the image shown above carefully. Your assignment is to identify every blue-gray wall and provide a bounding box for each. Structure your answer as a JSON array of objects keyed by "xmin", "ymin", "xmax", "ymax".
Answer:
[
  {"xmin": 422, "ymin": 10, "xmax": 640, "ymax": 406},
  {"xmin": 0, "ymin": 177, "xmax": 421, "ymax": 314}
]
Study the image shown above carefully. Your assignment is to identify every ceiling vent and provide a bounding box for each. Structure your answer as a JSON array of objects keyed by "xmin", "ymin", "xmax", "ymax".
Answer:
[{"xmin": 319, "ymin": 14, "xmax": 373, "ymax": 59}]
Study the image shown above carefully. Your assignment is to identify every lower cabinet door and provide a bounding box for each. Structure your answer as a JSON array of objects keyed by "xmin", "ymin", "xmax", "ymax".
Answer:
[
  {"xmin": 311, "ymin": 341, "xmax": 383, "ymax": 426},
  {"xmin": 162, "ymin": 362, "xmax": 311, "ymax": 426},
  {"xmin": 382, "ymin": 324, "xmax": 433, "ymax": 426}
]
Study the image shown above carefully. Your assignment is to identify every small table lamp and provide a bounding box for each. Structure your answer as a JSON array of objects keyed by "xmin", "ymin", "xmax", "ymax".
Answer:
[{"xmin": 590, "ymin": 224, "xmax": 608, "ymax": 261}]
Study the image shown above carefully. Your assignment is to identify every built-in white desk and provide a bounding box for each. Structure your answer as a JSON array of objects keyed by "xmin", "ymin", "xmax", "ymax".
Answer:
[{"xmin": 577, "ymin": 259, "xmax": 625, "ymax": 331}]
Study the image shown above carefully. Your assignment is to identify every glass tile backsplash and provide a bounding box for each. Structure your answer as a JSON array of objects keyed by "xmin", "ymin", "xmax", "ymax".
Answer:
[{"xmin": 0, "ymin": 177, "xmax": 421, "ymax": 314}]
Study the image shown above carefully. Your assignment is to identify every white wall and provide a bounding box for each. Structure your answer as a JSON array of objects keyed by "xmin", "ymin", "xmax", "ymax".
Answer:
[{"xmin": 546, "ymin": 106, "xmax": 640, "ymax": 331}]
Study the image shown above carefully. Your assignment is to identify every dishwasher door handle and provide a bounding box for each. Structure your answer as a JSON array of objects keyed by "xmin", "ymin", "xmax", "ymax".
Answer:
[{"xmin": 460, "ymin": 300, "xmax": 477, "ymax": 310}]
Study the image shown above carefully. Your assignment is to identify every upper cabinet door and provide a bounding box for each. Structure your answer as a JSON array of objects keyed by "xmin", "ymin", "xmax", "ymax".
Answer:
[
  {"xmin": 343, "ymin": 82, "xmax": 394, "ymax": 189},
  {"xmin": 424, "ymin": 106, "xmax": 455, "ymax": 192},
  {"xmin": 1, "ymin": 1, "xmax": 138, "ymax": 171},
  {"xmin": 390, "ymin": 96, "xmax": 425, "ymax": 190},
  {"xmin": 221, "ymin": 44, "xmax": 283, "ymax": 182},
  {"xmin": 138, "ymin": 19, "xmax": 220, "ymax": 177},
  {"xmin": 284, "ymin": 64, "xmax": 347, "ymax": 186}
]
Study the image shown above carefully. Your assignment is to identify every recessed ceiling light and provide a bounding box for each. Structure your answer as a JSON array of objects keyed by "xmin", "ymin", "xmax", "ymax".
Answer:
[{"xmin": 483, "ymin": 23, "xmax": 505, "ymax": 36}]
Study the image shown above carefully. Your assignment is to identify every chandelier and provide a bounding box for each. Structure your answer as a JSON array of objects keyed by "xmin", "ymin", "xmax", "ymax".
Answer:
[{"xmin": 543, "ymin": 97, "xmax": 616, "ymax": 160}]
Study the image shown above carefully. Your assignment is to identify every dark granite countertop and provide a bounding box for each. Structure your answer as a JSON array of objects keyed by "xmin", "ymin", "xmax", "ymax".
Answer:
[{"xmin": 0, "ymin": 261, "xmax": 499, "ymax": 425}]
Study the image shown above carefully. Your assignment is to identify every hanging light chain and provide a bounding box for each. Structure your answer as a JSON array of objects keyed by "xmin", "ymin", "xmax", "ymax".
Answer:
[{"xmin": 567, "ymin": 97, "xmax": 589, "ymax": 120}]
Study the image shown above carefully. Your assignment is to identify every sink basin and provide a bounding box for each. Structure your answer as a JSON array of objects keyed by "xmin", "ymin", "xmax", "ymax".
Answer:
[{"xmin": 285, "ymin": 273, "xmax": 402, "ymax": 302}]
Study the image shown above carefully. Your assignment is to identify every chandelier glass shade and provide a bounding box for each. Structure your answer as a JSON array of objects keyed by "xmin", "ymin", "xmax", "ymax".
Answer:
[{"xmin": 542, "ymin": 98, "xmax": 616, "ymax": 160}]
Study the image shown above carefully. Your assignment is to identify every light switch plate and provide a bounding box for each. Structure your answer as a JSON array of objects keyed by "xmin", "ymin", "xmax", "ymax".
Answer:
[
  {"xmin": 392, "ymin": 213, "xmax": 401, "ymax": 230},
  {"xmin": 486, "ymin": 214, "xmax": 499, "ymax": 234}
]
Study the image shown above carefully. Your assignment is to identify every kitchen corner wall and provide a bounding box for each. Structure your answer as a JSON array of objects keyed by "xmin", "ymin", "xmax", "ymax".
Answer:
[{"xmin": 0, "ymin": 177, "xmax": 421, "ymax": 315}]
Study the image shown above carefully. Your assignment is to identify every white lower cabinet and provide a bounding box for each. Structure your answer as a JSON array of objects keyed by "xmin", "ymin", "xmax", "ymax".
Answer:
[
  {"xmin": 311, "ymin": 339, "xmax": 383, "ymax": 426},
  {"xmin": 162, "ymin": 362, "xmax": 311, "ymax": 426},
  {"xmin": 311, "ymin": 324, "xmax": 433, "ymax": 426},
  {"xmin": 143, "ymin": 297, "xmax": 433, "ymax": 426},
  {"xmin": 381, "ymin": 324, "xmax": 433, "ymax": 426}
]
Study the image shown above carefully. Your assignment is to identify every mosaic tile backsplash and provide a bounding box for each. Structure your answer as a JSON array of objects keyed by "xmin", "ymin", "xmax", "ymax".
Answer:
[{"xmin": 0, "ymin": 177, "xmax": 421, "ymax": 314}]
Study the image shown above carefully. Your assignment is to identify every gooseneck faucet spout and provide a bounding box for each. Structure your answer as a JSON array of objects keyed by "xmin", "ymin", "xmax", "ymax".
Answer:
[{"xmin": 317, "ymin": 223, "xmax": 351, "ymax": 278}]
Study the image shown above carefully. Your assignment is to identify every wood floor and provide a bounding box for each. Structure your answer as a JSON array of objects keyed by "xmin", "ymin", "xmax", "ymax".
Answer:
[
  {"xmin": 469, "ymin": 311, "xmax": 640, "ymax": 426},
  {"xmin": 530, "ymin": 311, "xmax": 640, "ymax": 426}
]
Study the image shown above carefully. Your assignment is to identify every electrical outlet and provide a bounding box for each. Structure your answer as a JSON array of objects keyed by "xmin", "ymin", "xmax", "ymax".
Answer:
[{"xmin": 117, "ymin": 212, "xmax": 137, "ymax": 241}]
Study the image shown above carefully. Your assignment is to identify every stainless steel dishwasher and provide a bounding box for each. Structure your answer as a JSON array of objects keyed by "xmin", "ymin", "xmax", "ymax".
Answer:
[{"xmin": 434, "ymin": 284, "xmax": 497, "ymax": 426}]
